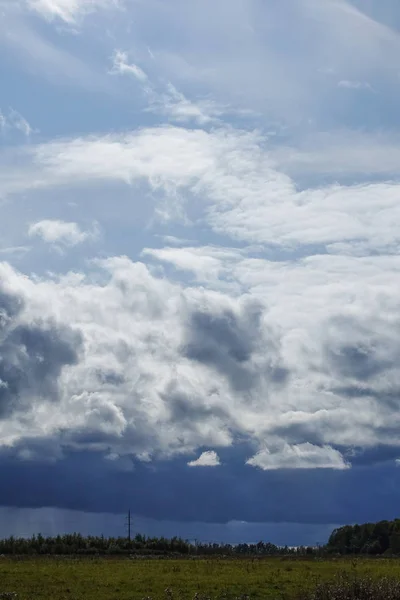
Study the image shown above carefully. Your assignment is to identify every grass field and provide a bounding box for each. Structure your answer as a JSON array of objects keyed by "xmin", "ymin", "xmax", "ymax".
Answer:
[{"xmin": 2, "ymin": 557, "xmax": 400, "ymax": 600}]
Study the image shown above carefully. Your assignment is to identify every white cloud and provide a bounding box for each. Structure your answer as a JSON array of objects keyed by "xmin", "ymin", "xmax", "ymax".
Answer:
[
  {"xmin": 0, "ymin": 108, "xmax": 32, "ymax": 137},
  {"xmin": 1, "ymin": 246, "xmax": 400, "ymax": 463},
  {"xmin": 156, "ymin": 235, "xmax": 194, "ymax": 247},
  {"xmin": 28, "ymin": 220, "xmax": 98, "ymax": 246},
  {"xmin": 246, "ymin": 444, "xmax": 350, "ymax": 471},
  {"xmin": 3, "ymin": 125, "xmax": 400, "ymax": 253},
  {"xmin": 0, "ymin": 3, "xmax": 113, "ymax": 91},
  {"xmin": 0, "ymin": 112, "xmax": 6, "ymax": 131},
  {"xmin": 0, "ymin": 246, "xmax": 31, "ymax": 256},
  {"xmin": 110, "ymin": 50, "xmax": 148, "ymax": 82},
  {"xmin": 108, "ymin": 50, "xmax": 226, "ymax": 125},
  {"xmin": 269, "ymin": 130, "xmax": 400, "ymax": 178},
  {"xmin": 143, "ymin": 246, "xmax": 245, "ymax": 283},
  {"xmin": 10, "ymin": 109, "xmax": 33, "ymax": 136},
  {"xmin": 338, "ymin": 80, "xmax": 373, "ymax": 90},
  {"xmin": 2, "ymin": 0, "xmax": 399, "ymax": 122},
  {"xmin": 0, "ymin": 258, "xmax": 238, "ymax": 457},
  {"xmin": 26, "ymin": 0, "xmax": 120, "ymax": 24},
  {"xmin": 115, "ymin": 0, "xmax": 400, "ymax": 128},
  {"xmin": 188, "ymin": 451, "xmax": 221, "ymax": 467},
  {"xmin": 146, "ymin": 83, "xmax": 224, "ymax": 125}
]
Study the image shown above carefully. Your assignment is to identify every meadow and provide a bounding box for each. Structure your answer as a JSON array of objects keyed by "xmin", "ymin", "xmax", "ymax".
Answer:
[{"xmin": 2, "ymin": 556, "xmax": 400, "ymax": 600}]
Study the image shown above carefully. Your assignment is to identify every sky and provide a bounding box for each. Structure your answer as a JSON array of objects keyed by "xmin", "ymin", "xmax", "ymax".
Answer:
[{"xmin": 1, "ymin": 0, "xmax": 400, "ymax": 547}]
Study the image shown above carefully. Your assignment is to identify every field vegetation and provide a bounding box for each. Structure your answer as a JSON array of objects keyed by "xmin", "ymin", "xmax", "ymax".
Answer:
[
  {"xmin": 2, "ymin": 556, "xmax": 400, "ymax": 600},
  {"xmin": 3, "ymin": 519, "xmax": 400, "ymax": 599}
]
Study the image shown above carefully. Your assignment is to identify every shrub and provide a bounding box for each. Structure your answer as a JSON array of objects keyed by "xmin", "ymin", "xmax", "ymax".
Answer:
[{"xmin": 298, "ymin": 574, "xmax": 400, "ymax": 600}]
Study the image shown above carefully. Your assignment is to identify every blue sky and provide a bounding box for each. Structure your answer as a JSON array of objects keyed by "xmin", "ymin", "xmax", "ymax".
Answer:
[{"xmin": 1, "ymin": 0, "xmax": 400, "ymax": 546}]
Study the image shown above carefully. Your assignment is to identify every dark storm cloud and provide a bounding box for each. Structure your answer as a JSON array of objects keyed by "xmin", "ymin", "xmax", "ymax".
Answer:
[
  {"xmin": 323, "ymin": 315, "xmax": 400, "ymax": 383},
  {"xmin": 185, "ymin": 308, "xmax": 255, "ymax": 360},
  {"xmin": 96, "ymin": 370, "xmax": 125, "ymax": 386},
  {"xmin": 0, "ymin": 505, "xmax": 339, "ymax": 546},
  {"xmin": 182, "ymin": 303, "xmax": 288, "ymax": 391},
  {"xmin": 2, "ymin": 443, "xmax": 400, "ymax": 526},
  {"xmin": 326, "ymin": 343, "xmax": 391, "ymax": 381},
  {"xmin": 0, "ymin": 290, "xmax": 24, "ymax": 326},
  {"xmin": 0, "ymin": 289, "xmax": 82, "ymax": 418},
  {"xmin": 163, "ymin": 383, "xmax": 229, "ymax": 424},
  {"xmin": 330, "ymin": 384, "xmax": 400, "ymax": 414},
  {"xmin": 271, "ymin": 422, "xmax": 326, "ymax": 447}
]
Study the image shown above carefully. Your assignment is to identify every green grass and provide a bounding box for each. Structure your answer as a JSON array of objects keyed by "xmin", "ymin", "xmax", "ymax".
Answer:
[{"xmin": 2, "ymin": 557, "xmax": 400, "ymax": 600}]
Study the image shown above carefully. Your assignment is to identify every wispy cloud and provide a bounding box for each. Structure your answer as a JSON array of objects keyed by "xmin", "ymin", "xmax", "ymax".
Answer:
[
  {"xmin": 109, "ymin": 50, "xmax": 148, "ymax": 82},
  {"xmin": 0, "ymin": 246, "xmax": 31, "ymax": 256},
  {"xmin": 28, "ymin": 219, "xmax": 99, "ymax": 247},
  {"xmin": 269, "ymin": 130, "xmax": 400, "ymax": 179},
  {"xmin": 26, "ymin": 0, "xmax": 120, "ymax": 24},
  {"xmin": 3, "ymin": 125, "xmax": 400, "ymax": 254},
  {"xmin": 0, "ymin": 5, "xmax": 113, "ymax": 91},
  {"xmin": 338, "ymin": 80, "xmax": 374, "ymax": 91},
  {"xmin": 0, "ymin": 108, "xmax": 33, "ymax": 137},
  {"xmin": 146, "ymin": 83, "xmax": 224, "ymax": 125},
  {"xmin": 108, "ymin": 48, "xmax": 227, "ymax": 124}
]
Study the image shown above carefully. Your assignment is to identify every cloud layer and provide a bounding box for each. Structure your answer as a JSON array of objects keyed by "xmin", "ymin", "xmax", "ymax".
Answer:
[
  {"xmin": 1, "ymin": 0, "xmax": 400, "ymax": 532},
  {"xmin": 2, "ymin": 247, "xmax": 400, "ymax": 468}
]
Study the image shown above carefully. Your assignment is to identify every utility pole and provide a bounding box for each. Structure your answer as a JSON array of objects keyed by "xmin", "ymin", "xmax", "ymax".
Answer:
[{"xmin": 126, "ymin": 509, "xmax": 133, "ymax": 541}]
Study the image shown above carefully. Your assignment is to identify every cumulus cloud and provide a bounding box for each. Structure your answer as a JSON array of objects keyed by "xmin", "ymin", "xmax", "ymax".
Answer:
[
  {"xmin": 246, "ymin": 444, "xmax": 350, "ymax": 471},
  {"xmin": 188, "ymin": 451, "xmax": 221, "ymax": 467},
  {"xmin": 1, "ymin": 248, "xmax": 400, "ymax": 465},
  {"xmin": 182, "ymin": 299, "xmax": 287, "ymax": 393},
  {"xmin": 28, "ymin": 220, "xmax": 98, "ymax": 247},
  {"xmin": 0, "ymin": 259, "xmax": 236, "ymax": 457},
  {"xmin": 0, "ymin": 287, "xmax": 81, "ymax": 424}
]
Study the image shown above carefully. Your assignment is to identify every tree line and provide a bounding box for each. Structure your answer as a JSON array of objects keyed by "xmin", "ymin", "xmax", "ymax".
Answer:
[
  {"xmin": 327, "ymin": 519, "xmax": 400, "ymax": 555},
  {"xmin": 1, "ymin": 518, "xmax": 400, "ymax": 556},
  {"xmin": 0, "ymin": 533, "xmax": 316, "ymax": 556}
]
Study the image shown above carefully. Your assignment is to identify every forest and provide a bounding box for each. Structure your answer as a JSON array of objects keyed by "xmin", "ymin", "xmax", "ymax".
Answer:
[
  {"xmin": 326, "ymin": 519, "xmax": 400, "ymax": 555},
  {"xmin": 1, "ymin": 518, "xmax": 400, "ymax": 556},
  {"xmin": 0, "ymin": 532, "xmax": 313, "ymax": 556}
]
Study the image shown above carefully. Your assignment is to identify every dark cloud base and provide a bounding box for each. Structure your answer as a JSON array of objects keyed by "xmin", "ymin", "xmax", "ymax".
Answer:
[{"xmin": 2, "ymin": 446, "xmax": 400, "ymax": 526}]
